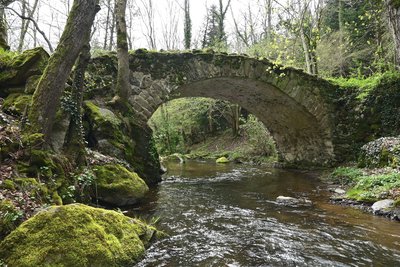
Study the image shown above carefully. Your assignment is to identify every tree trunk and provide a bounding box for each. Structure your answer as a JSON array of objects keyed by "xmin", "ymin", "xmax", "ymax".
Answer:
[
  {"xmin": 338, "ymin": 0, "xmax": 345, "ymax": 75},
  {"xmin": 300, "ymin": 26, "xmax": 312, "ymax": 74},
  {"xmin": 261, "ymin": 0, "xmax": 273, "ymax": 43},
  {"xmin": 184, "ymin": 0, "xmax": 191, "ymax": 49},
  {"xmin": 108, "ymin": 6, "xmax": 115, "ymax": 50},
  {"xmin": 64, "ymin": 44, "xmax": 91, "ymax": 165},
  {"xmin": 29, "ymin": 0, "xmax": 100, "ymax": 146},
  {"xmin": 0, "ymin": 0, "xmax": 14, "ymax": 50},
  {"xmin": 385, "ymin": 0, "xmax": 400, "ymax": 66},
  {"xmin": 115, "ymin": 0, "xmax": 130, "ymax": 100},
  {"xmin": 0, "ymin": 8, "xmax": 7, "ymax": 50},
  {"xmin": 17, "ymin": 0, "xmax": 27, "ymax": 51},
  {"xmin": 17, "ymin": 0, "xmax": 39, "ymax": 52},
  {"xmin": 231, "ymin": 104, "xmax": 240, "ymax": 137},
  {"xmin": 103, "ymin": 0, "xmax": 111, "ymax": 50}
]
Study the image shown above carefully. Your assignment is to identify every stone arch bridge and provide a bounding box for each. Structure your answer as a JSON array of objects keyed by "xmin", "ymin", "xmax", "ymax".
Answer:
[{"xmin": 93, "ymin": 50, "xmax": 342, "ymax": 167}]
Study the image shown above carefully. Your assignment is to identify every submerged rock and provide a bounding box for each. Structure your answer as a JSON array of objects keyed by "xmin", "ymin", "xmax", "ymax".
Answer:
[
  {"xmin": 0, "ymin": 204, "xmax": 157, "ymax": 266},
  {"xmin": 93, "ymin": 164, "xmax": 149, "ymax": 206},
  {"xmin": 276, "ymin": 196, "xmax": 312, "ymax": 206}
]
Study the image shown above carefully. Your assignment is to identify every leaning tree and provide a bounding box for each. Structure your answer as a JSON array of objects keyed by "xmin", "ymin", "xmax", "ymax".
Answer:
[{"xmin": 29, "ymin": 0, "xmax": 100, "ymax": 147}]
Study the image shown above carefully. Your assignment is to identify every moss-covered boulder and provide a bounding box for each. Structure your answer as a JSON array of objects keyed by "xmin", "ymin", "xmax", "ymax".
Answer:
[
  {"xmin": 84, "ymin": 101, "xmax": 135, "ymax": 161},
  {"xmin": 0, "ymin": 204, "xmax": 156, "ymax": 266},
  {"xmin": 0, "ymin": 47, "xmax": 49, "ymax": 97},
  {"xmin": 2, "ymin": 93, "xmax": 32, "ymax": 116},
  {"xmin": 216, "ymin": 156, "xmax": 230, "ymax": 163},
  {"xmin": 93, "ymin": 164, "xmax": 149, "ymax": 206}
]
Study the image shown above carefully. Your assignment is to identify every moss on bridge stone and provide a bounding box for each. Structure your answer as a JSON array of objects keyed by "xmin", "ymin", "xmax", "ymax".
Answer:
[
  {"xmin": 92, "ymin": 164, "xmax": 149, "ymax": 206},
  {"xmin": 0, "ymin": 204, "xmax": 157, "ymax": 266}
]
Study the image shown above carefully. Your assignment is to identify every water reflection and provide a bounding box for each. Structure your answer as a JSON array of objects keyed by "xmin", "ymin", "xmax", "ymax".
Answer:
[{"xmin": 133, "ymin": 160, "xmax": 400, "ymax": 266}]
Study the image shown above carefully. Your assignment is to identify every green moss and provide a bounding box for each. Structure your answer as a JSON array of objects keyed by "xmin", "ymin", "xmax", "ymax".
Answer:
[
  {"xmin": 13, "ymin": 178, "xmax": 49, "ymax": 200},
  {"xmin": 2, "ymin": 93, "xmax": 32, "ymax": 115},
  {"xmin": 21, "ymin": 133, "xmax": 44, "ymax": 147},
  {"xmin": 93, "ymin": 164, "xmax": 149, "ymax": 206},
  {"xmin": 0, "ymin": 47, "xmax": 49, "ymax": 87},
  {"xmin": 216, "ymin": 156, "xmax": 230, "ymax": 163},
  {"xmin": 0, "ymin": 204, "xmax": 157, "ymax": 266},
  {"xmin": 84, "ymin": 101, "xmax": 136, "ymax": 163},
  {"xmin": 85, "ymin": 101, "xmax": 121, "ymax": 126},
  {"xmin": 51, "ymin": 191, "xmax": 63, "ymax": 205},
  {"xmin": 28, "ymin": 150, "xmax": 66, "ymax": 182},
  {"xmin": 0, "ymin": 179, "xmax": 15, "ymax": 190}
]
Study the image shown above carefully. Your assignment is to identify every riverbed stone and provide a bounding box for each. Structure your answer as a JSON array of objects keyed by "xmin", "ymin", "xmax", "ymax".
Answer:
[
  {"xmin": 276, "ymin": 196, "xmax": 312, "ymax": 206},
  {"xmin": 371, "ymin": 199, "xmax": 394, "ymax": 215},
  {"xmin": 334, "ymin": 188, "xmax": 346, "ymax": 195},
  {"xmin": 0, "ymin": 204, "xmax": 157, "ymax": 266}
]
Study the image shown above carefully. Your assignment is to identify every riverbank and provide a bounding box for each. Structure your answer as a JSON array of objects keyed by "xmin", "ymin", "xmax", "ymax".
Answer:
[{"xmin": 323, "ymin": 166, "xmax": 400, "ymax": 221}]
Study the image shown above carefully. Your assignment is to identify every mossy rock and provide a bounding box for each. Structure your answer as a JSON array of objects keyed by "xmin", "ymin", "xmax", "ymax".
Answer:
[
  {"xmin": 84, "ymin": 100, "xmax": 121, "ymax": 127},
  {"xmin": 2, "ymin": 93, "xmax": 32, "ymax": 116},
  {"xmin": 13, "ymin": 177, "xmax": 49, "ymax": 200},
  {"xmin": 0, "ymin": 47, "xmax": 49, "ymax": 87},
  {"xmin": 93, "ymin": 164, "xmax": 149, "ymax": 206},
  {"xmin": 24, "ymin": 75, "xmax": 41, "ymax": 94},
  {"xmin": 26, "ymin": 150, "xmax": 66, "ymax": 182},
  {"xmin": 83, "ymin": 101, "xmax": 135, "ymax": 161},
  {"xmin": 216, "ymin": 156, "xmax": 230, "ymax": 163},
  {"xmin": 0, "ymin": 204, "xmax": 157, "ymax": 266}
]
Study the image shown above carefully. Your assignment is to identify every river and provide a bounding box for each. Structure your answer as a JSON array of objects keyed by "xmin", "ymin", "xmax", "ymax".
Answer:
[{"xmin": 132, "ymin": 160, "xmax": 400, "ymax": 266}]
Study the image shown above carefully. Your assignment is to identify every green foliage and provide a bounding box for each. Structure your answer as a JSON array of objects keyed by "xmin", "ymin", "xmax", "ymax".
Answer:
[
  {"xmin": 149, "ymin": 98, "xmax": 218, "ymax": 155},
  {"xmin": 241, "ymin": 115, "xmax": 277, "ymax": 158},
  {"xmin": 348, "ymin": 173, "xmax": 400, "ymax": 202},
  {"xmin": 329, "ymin": 167, "xmax": 363, "ymax": 185},
  {"xmin": 329, "ymin": 166, "xmax": 400, "ymax": 203},
  {"xmin": 0, "ymin": 200, "xmax": 23, "ymax": 238},
  {"xmin": 246, "ymin": 34, "xmax": 304, "ymax": 69},
  {"xmin": 320, "ymin": 0, "xmax": 392, "ymax": 76},
  {"xmin": 0, "ymin": 204, "xmax": 157, "ymax": 266},
  {"xmin": 329, "ymin": 71, "xmax": 400, "ymax": 99},
  {"xmin": 150, "ymin": 98, "xmax": 277, "ymax": 163}
]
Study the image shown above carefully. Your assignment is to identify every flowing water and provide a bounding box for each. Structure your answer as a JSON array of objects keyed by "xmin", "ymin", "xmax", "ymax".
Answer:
[{"xmin": 132, "ymin": 160, "xmax": 400, "ymax": 267}]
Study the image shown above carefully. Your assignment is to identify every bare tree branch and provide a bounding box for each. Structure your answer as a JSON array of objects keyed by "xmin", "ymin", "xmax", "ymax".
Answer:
[{"xmin": 4, "ymin": 5, "xmax": 53, "ymax": 52}]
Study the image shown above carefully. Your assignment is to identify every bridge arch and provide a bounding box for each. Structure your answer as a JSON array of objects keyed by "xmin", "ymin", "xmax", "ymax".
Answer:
[{"xmin": 99, "ymin": 50, "xmax": 337, "ymax": 166}]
